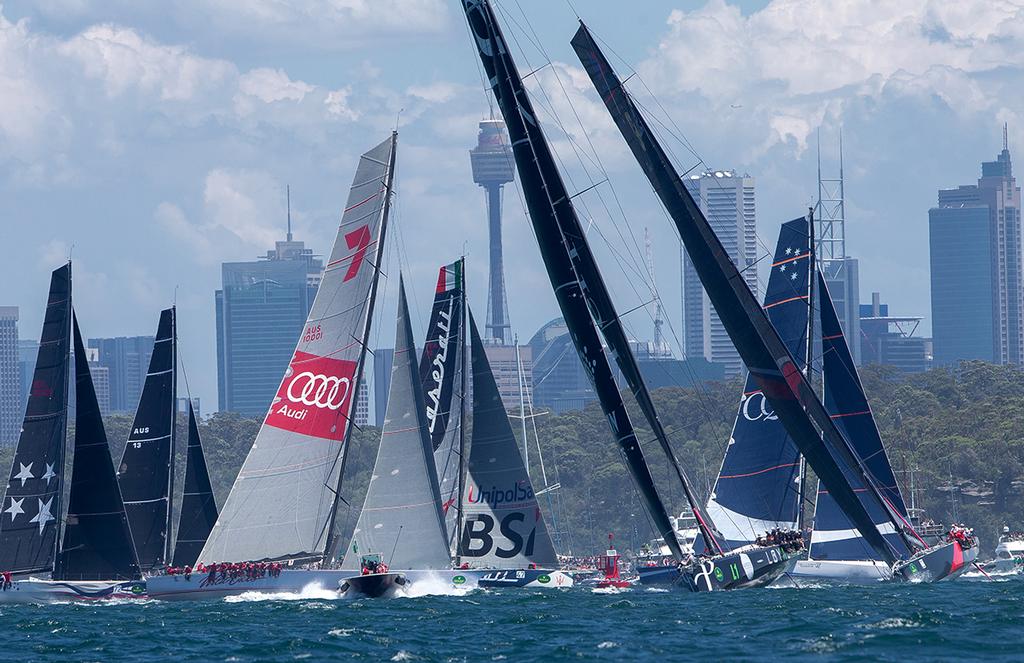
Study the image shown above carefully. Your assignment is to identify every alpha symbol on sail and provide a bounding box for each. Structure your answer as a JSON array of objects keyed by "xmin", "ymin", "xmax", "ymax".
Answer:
[
  {"xmin": 741, "ymin": 392, "xmax": 778, "ymax": 422},
  {"xmin": 267, "ymin": 350, "xmax": 357, "ymax": 441}
]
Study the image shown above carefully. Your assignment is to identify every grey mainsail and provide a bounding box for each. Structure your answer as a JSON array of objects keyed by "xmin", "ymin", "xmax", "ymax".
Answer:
[
  {"xmin": 200, "ymin": 134, "xmax": 396, "ymax": 563},
  {"xmin": 342, "ymin": 279, "xmax": 451, "ymax": 571},
  {"xmin": 459, "ymin": 312, "xmax": 558, "ymax": 568}
]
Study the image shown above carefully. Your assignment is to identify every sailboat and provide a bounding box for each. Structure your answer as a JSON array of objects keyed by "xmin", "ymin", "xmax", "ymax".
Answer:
[
  {"xmin": 792, "ymin": 271, "xmax": 979, "ymax": 581},
  {"xmin": 339, "ymin": 277, "xmax": 452, "ymax": 597},
  {"xmin": 573, "ymin": 21, "xmax": 975, "ymax": 583},
  {"xmin": 461, "ymin": 0, "xmax": 794, "ymax": 592},
  {"xmin": 118, "ymin": 306, "xmax": 219, "ymax": 573},
  {"xmin": 148, "ymin": 134, "xmax": 397, "ymax": 600},
  {"xmin": 0, "ymin": 263, "xmax": 146, "ymax": 602}
]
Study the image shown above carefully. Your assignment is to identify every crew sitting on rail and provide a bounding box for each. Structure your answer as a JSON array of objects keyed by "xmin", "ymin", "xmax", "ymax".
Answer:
[
  {"xmin": 947, "ymin": 524, "xmax": 976, "ymax": 548},
  {"xmin": 1, "ymin": 571, "xmax": 11, "ymax": 590}
]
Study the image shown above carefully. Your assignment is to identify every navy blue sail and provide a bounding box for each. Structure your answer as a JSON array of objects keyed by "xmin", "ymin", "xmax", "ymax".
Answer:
[
  {"xmin": 808, "ymin": 273, "xmax": 913, "ymax": 561},
  {"xmin": 55, "ymin": 314, "xmax": 141, "ymax": 581},
  {"xmin": 171, "ymin": 401, "xmax": 218, "ymax": 567},
  {"xmin": 118, "ymin": 307, "xmax": 176, "ymax": 571},
  {"xmin": 0, "ymin": 264, "xmax": 72, "ymax": 575},
  {"xmin": 706, "ymin": 218, "xmax": 809, "ymax": 547}
]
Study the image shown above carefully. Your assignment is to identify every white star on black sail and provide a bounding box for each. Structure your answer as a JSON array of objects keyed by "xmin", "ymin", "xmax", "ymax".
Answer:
[
  {"xmin": 791, "ymin": 272, "xmax": 798, "ymax": 280},
  {"xmin": 30, "ymin": 497, "xmax": 55, "ymax": 534},
  {"xmin": 13, "ymin": 462, "xmax": 34, "ymax": 487},
  {"xmin": 42, "ymin": 463, "xmax": 57, "ymax": 485},
  {"xmin": 785, "ymin": 247, "xmax": 792, "ymax": 255},
  {"xmin": 5, "ymin": 497, "xmax": 24, "ymax": 522}
]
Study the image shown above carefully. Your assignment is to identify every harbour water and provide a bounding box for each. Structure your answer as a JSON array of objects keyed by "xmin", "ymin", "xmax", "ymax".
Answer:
[{"xmin": 3, "ymin": 576, "xmax": 1020, "ymax": 661}]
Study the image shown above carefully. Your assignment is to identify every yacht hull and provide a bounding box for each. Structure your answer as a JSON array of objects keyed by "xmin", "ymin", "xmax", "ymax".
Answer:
[
  {"xmin": 791, "ymin": 559, "xmax": 892, "ymax": 583},
  {"xmin": 678, "ymin": 545, "xmax": 794, "ymax": 592},
  {"xmin": 0, "ymin": 578, "xmax": 147, "ymax": 603},
  {"xmin": 339, "ymin": 572, "xmax": 407, "ymax": 598},
  {"xmin": 894, "ymin": 540, "xmax": 978, "ymax": 583}
]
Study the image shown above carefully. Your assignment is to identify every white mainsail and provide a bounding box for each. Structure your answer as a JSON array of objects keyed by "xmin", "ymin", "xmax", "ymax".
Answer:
[
  {"xmin": 200, "ymin": 134, "xmax": 396, "ymax": 563},
  {"xmin": 342, "ymin": 278, "xmax": 451, "ymax": 571}
]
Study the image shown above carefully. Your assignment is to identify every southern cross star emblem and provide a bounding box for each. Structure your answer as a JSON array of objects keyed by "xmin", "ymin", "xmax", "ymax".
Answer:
[
  {"xmin": 41, "ymin": 463, "xmax": 57, "ymax": 485},
  {"xmin": 30, "ymin": 498, "xmax": 54, "ymax": 534},
  {"xmin": 13, "ymin": 462, "xmax": 34, "ymax": 487},
  {"xmin": 784, "ymin": 247, "xmax": 792, "ymax": 255},
  {"xmin": 779, "ymin": 264, "xmax": 787, "ymax": 272},
  {"xmin": 5, "ymin": 497, "xmax": 24, "ymax": 522},
  {"xmin": 791, "ymin": 272, "xmax": 798, "ymax": 280}
]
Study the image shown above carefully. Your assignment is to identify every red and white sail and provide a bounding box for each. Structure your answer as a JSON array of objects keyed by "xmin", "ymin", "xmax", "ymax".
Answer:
[{"xmin": 200, "ymin": 134, "xmax": 396, "ymax": 563}]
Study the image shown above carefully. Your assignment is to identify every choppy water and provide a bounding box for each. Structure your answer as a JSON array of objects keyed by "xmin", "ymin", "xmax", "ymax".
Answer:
[{"xmin": 3, "ymin": 576, "xmax": 1021, "ymax": 662}]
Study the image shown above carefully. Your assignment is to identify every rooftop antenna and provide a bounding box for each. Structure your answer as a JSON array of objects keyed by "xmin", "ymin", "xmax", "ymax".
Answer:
[
  {"xmin": 286, "ymin": 185, "xmax": 293, "ymax": 242},
  {"xmin": 644, "ymin": 227, "xmax": 664, "ymax": 354},
  {"xmin": 1004, "ymin": 122, "xmax": 1009, "ymax": 151}
]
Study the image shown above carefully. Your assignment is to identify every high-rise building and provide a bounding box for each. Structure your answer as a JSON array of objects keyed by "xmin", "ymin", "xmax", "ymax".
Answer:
[
  {"xmin": 859, "ymin": 293, "xmax": 930, "ymax": 373},
  {"xmin": 483, "ymin": 342, "xmax": 532, "ymax": 415},
  {"xmin": 530, "ymin": 318, "xmax": 595, "ymax": 414},
  {"xmin": 84, "ymin": 346, "xmax": 111, "ymax": 416},
  {"xmin": 177, "ymin": 397, "xmax": 201, "ymax": 418},
  {"xmin": 816, "ymin": 133, "xmax": 861, "ymax": 365},
  {"xmin": 930, "ymin": 127, "xmax": 1022, "ymax": 365},
  {"xmin": 216, "ymin": 233, "xmax": 323, "ymax": 417},
  {"xmin": 682, "ymin": 170, "xmax": 757, "ymax": 377},
  {"xmin": 86, "ymin": 334, "xmax": 153, "ymax": 413},
  {"xmin": 354, "ymin": 382, "xmax": 369, "ymax": 428},
  {"xmin": 17, "ymin": 339, "xmax": 38, "ymax": 405},
  {"xmin": 372, "ymin": 347, "xmax": 395, "ymax": 428},
  {"xmin": 470, "ymin": 118, "xmax": 515, "ymax": 345},
  {"xmin": 0, "ymin": 307, "xmax": 20, "ymax": 447}
]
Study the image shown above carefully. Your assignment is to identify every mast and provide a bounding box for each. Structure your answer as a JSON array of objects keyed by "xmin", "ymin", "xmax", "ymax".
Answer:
[
  {"xmin": 797, "ymin": 209, "xmax": 815, "ymax": 533},
  {"xmin": 324, "ymin": 131, "xmax": 398, "ymax": 561},
  {"xmin": 572, "ymin": 23, "xmax": 916, "ymax": 563},
  {"xmin": 454, "ymin": 257, "xmax": 468, "ymax": 566},
  {"xmin": 166, "ymin": 306, "xmax": 177, "ymax": 566},
  {"xmin": 460, "ymin": 0, "xmax": 685, "ymax": 559}
]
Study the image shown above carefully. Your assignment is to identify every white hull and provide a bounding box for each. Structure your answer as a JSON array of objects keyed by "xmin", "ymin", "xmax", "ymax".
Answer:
[
  {"xmin": 0, "ymin": 578, "xmax": 147, "ymax": 603},
  {"xmin": 791, "ymin": 559, "xmax": 892, "ymax": 583},
  {"xmin": 148, "ymin": 568, "xmax": 573, "ymax": 601}
]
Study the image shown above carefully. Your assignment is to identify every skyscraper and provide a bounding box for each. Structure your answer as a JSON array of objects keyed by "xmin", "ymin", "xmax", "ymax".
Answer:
[
  {"xmin": 0, "ymin": 307, "xmax": 20, "ymax": 447},
  {"xmin": 682, "ymin": 170, "xmax": 757, "ymax": 377},
  {"xmin": 930, "ymin": 127, "xmax": 1022, "ymax": 365},
  {"xmin": 84, "ymin": 346, "xmax": 111, "ymax": 416},
  {"xmin": 216, "ymin": 233, "xmax": 323, "ymax": 417},
  {"xmin": 86, "ymin": 334, "xmax": 153, "ymax": 413},
  {"xmin": 470, "ymin": 118, "xmax": 515, "ymax": 345}
]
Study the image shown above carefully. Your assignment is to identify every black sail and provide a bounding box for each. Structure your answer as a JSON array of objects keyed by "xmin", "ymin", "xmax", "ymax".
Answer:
[
  {"xmin": 572, "ymin": 23, "xmax": 913, "ymax": 565},
  {"xmin": 460, "ymin": 0, "xmax": 683, "ymax": 559},
  {"xmin": 55, "ymin": 315, "xmax": 141, "ymax": 581},
  {"xmin": 118, "ymin": 307, "xmax": 176, "ymax": 571},
  {"xmin": 0, "ymin": 264, "xmax": 71, "ymax": 575},
  {"xmin": 171, "ymin": 402, "xmax": 218, "ymax": 567}
]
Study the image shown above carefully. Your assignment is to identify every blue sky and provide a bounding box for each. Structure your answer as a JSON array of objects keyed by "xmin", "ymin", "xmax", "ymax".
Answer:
[{"xmin": 2, "ymin": 0, "xmax": 1022, "ymax": 412}]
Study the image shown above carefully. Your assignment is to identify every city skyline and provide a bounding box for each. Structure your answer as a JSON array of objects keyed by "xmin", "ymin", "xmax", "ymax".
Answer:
[{"xmin": 2, "ymin": 1, "xmax": 1023, "ymax": 413}]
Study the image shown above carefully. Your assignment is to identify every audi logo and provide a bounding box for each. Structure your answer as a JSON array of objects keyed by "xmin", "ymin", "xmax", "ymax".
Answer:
[{"xmin": 286, "ymin": 372, "xmax": 350, "ymax": 410}]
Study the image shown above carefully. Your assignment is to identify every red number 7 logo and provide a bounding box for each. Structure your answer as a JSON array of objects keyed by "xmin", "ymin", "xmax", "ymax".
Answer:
[{"xmin": 343, "ymin": 225, "xmax": 371, "ymax": 282}]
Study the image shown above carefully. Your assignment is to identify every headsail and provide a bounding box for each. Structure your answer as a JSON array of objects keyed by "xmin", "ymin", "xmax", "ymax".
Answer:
[
  {"xmin": 55, "ymin": 314, "xmax": 140, "ymax": 581},
  {"xmin": 460, "ymin": 0, "xmax": 684, "ymax": 559},
  {"xmin": 118, "ymin": 307, "xmax": 176, "ymax": 571},
  {"xmin": 0, "ymin": 264, "xmax": 71, "ymax": 575},
  {"xmin": 171, "ymin": 402, "xmax": 218, "ymax": 567},
  {"xmin": 809, "ymin": 273, "xmax": 913, "ymax": 561},
  {"xmin": 459, "ymin": 312, "xmax": 558, "ymax": 568},
  {"xmin": 342, "ymin": 279, "xmax": 451, "ymax": 571},
  {"xmin": 706, "ymin": 218, "xmax": 809, "ymax": 547},
  {"xmin": 418, "ymin": 259, "xmax": 466, "ymax": 546},
  {"xmin": 573, "ymin": 23, "xmax": 915, "ymax": 565}
]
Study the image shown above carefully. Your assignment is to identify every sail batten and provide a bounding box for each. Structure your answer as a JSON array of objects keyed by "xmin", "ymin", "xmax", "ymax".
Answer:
[
  {"xmin": 0, "ymin": 264, "xmax": 72, "ymax": 575},
  {"xmin": 200, "ymin": 135, "xmax": 396, "ymax": 564},
  {"xmin": 341, "ymin": 279, "xmax": 451, "ymax": 571},
  {"xmin": 461, "ymin": 0, "xmax": 684, "ymax": 560}
]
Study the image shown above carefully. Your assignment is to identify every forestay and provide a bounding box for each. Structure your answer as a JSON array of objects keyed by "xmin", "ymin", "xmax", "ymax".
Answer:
[
  {"xmin": 459, "ymin": 314, "xmax": 557, "ymax": 568},
  {"xmin": 342, "ymin": 279, "xmax": 451, "ymax": 571},
  {"xmin": 200, "ymin": 135, "xmax": 396, "ymax": 563},
  {"xmin": 418, "ymin": 259, "xmax": 465, "ymax": 546},
  {"xmin": 118, "ymin": 307, "xmax": 176, "ymax": 571},
  {"xmin": 809, "ymin": 273, "xmax": 913, "ymax": 561},
  {"xmin": 706, "ymin": 218, "xmax": 808, "ymax": 547},
  {"xmin": 0, "ymin": 264, "xmax": 72, "ymax": 575}
]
